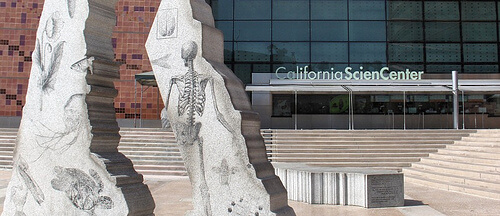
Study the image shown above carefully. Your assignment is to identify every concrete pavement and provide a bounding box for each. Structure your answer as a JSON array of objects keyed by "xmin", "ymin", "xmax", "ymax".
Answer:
[{"xmin": 0, "ymin": 170, "xmax": 499, "ymax": 215}]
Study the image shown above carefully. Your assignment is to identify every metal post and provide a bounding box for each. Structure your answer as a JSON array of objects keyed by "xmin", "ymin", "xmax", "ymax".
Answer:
[
  {"xmin": 452, "ymin": 71, "xmax": 459, "ymax": 129},
  {"xmin": 348, "ymin": 92, "xmax": 351, "ymax": 130},
  {"xmin": 294, "ymin": 91, "xmax": 297, "ymax": 130},
  {"xmin": 403, "ymin": 91, "xmax": 406, "ymax": 130},
  {"xmin": 351, "ymin": 91, "xmax": 354, "ymax": 130},
  {"xmin": 134, "ymin": 81, "xmax": 137, "ymax": 128},
  {"xmin": 462, "ymin": 90, "xmax": 465, "ymax": 129},
  {"xmin": 140, "ymin": 85, "xmax": 143, "ymax": 128}
]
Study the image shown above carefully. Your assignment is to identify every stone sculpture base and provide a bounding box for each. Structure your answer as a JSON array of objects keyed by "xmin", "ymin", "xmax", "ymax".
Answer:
[{"xmin": 274, "ymin": 163, "xmax": 404, "ymax": 208}]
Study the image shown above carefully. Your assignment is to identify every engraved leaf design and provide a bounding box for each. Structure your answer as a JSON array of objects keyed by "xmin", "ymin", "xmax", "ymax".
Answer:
[
  {"xmin": 33, "ymin": 39, "xmax": 43, "ymax": 71},
  {"xmin": 17, "ymin": 158, "xmax": 45, "ymax": 205},
  {"xmin": 166, "ymin": 15, "xmax": 176, "ymax": 36},
  {"xmin": 41, "ymin": 41, "xmax": 65, "ymax": 92}
]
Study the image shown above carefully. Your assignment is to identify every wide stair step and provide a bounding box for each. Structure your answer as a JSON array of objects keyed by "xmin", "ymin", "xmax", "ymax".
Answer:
[{"xmin": 404, "ymin": 129, "xmax": 500, "ymax": 200}]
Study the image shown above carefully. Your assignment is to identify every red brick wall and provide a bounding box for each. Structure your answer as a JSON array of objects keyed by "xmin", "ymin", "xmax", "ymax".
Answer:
[{"xmin": 0, "ymin": 0, "xmax": 163, "ymax": 120}]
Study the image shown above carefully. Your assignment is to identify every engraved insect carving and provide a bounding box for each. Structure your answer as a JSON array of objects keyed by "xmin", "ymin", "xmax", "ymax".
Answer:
[{"xmin": 51, "ymin": 166, "xmax": 114, "ymax": 216}]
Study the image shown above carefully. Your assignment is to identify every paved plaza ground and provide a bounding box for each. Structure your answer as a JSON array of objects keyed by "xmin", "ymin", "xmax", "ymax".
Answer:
[{"xmin": 0, "ymin": 170, "xmax": 499, "ymax": 215}]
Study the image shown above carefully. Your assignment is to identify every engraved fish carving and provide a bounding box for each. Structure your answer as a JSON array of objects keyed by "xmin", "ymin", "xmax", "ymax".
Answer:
[{"xmin": 17, "ymin": 158, "xmax": 45, "ymax": 205}]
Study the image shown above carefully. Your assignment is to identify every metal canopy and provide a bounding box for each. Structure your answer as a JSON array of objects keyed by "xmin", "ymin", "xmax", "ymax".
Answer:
[
  {"xmin": 246, "ymin": 79, "xmax": 500, "ymax": 93},
  {"xmin": 135, "ymin": 71, "xmax": 157, "ymax": 87}
]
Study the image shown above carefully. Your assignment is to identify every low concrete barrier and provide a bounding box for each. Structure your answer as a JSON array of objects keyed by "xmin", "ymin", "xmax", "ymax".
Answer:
[{"xmin": 274, "ymin": 163, "xmax": 404, "ymax": 208}]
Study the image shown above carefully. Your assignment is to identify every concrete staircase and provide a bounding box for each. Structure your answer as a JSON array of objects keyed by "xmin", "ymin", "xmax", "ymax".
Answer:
[
  {"xmin": 404, "ymin": 130, "xmax": 500, "ymax": 200},
  {"xmin": 0, "ymin": 128, "xmax": 16, "ymax": 169},
  {"xmin": 118, "ymin": 128, "xmax": 187, "ymax": 176},
  {"xmin": 263, "ymin": 129, "xmax": 475, "ymax": 171}
]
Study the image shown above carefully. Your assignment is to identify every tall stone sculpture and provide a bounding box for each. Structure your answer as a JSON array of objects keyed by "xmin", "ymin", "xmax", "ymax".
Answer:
[
  {"xmin": 2, "ymin": 0, "xmax": 155, "ymax": 215},
  {"xmin": 146, "ymin": 0, "xmax": 295, "ymax": 215}
]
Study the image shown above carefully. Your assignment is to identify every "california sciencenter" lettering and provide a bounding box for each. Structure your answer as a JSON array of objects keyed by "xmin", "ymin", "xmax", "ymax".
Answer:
[{"xmin": 275, "ymin": 66, "xmax": 424, "ymax": 81}]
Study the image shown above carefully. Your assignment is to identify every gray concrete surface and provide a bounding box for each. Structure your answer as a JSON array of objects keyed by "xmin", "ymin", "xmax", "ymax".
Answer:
[{"xmin": 2, "ymin": 170, "xmax": 500, "ymax": 215}]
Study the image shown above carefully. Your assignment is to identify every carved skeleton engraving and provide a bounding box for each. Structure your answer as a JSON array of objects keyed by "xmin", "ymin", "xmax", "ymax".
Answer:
[
  {"xmin": 213, "ymin": 159, "xmax": 237, "ymax": 186},
  {"xmin": 51, "ymin": 166, "xmax": 114, "ymax": 216}
]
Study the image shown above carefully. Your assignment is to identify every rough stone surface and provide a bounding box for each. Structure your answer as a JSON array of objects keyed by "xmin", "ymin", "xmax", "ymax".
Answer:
[
  {"xmin": 2, "ymin": 0, "xmax": 155, "ymax": 215},
  {"xmin": 145, "ymin": 0, "xmax": 295, "ymax": 215},
  {"xmin": 274, "ymin": 163, "xmax": 404, "ymax": 208}
]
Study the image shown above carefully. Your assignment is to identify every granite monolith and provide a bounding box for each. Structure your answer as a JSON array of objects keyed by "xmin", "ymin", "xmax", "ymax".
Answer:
[
  {"xmin": 145, "ymin": 0, "xmax": 295, "ymax": 215},
  {"xmin": 2, "ymin": 0, "xmax": 155, "ymax": 215}
]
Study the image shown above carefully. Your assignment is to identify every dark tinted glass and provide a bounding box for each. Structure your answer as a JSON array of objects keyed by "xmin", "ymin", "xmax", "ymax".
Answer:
[
  {"xmin": 234, "ymin": 42, "xmax": 271, "ymax": 62},
  {"xmin": 388, "ymin": 43, "xmax": 423, "ymax": 62},
  {"xmin": 463, "ymin": 44, "xmax": 498, "ymax": 63},
  {"xmin": 462, "ymin": 22, "xmax": 497, "ymax": 42},
  {"xmin": 311, "ymin": 42, "xmax": 348, "ymax": 62},
  {"xmin": 311, "ymin": 21, "xmax": 348, "ymax": 41},
  {"xmin": 272, "ymin": 42, "xmax": 310, "ymax": 62},
  {"xmin": 461, "ymin": 1, "xmax": 496, "ymax": 21},
  {"xmin": 311, "ymin": 0, "xmax": 347, "ymax": 20},
  {"xmin": 212, "ymin": 0, "xmax": 233, "ymax": 20},
  {"xmin": 426, "ymin": 44, "xmax": 461, "ymax": 63},
  {"xmin": 349, "ymin": 0, "xmax": 385, "ymax": 20},
  {"xmin": 387, "ymin": 22, "xmax": 423, "ymax": 42},
  {"xmin": 234, "ymin": 64, "xmax": 253, "ymax": 84},
  {"xmin": 273, "ymin": 21, "xmax": 309, "ymax": 41},
  {"xmin": 464, "ymin": 65, "xmax": 498, "ymax": 73},
  {"xmin": 350, "ymin": 43, "xmax": 387, "ymax": 63},
  {"xmin": 425, "ymin": 22, "xmax": 460, "ymax": 42},
  {"xmin": 424, "ymin": 2, "xmax": 459, "ymax": 21},
  {"xmin": 273, "ymin": 0, "xmax": 309, "ymax": 20},
  {"xmin": 349, "ymin": 21, "xmax": 386, "ymax": 41},
  {"xmin": 215, "ymin": 21, "xmax": 233, "ymax": 41},
  {"xmin": 234, "ymin": 21, "xmax": 271, "ymax": 41},
  {"xmin": 234, "ymin": 0, "xmax": 271, "ymax": 20},
  {"xmin": 388, "ymin": 1, "xmax": 422, "ymax": 20}
]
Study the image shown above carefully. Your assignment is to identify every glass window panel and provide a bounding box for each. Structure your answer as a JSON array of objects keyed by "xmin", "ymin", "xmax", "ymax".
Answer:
[
  {"xmin": 234, "ymin": 64, "xmax": 253, "ymax": 85},
  {"xmin": 425, "ymin": 22, "xmax": 460, "ymax": 42},
  {"xmin": 424, "ymin": 2, "xmax": 459, "ymax": 21},
  {"xmin": 388, "ymin": 43, "xmax": 423, "ymax": 62},
  {"xmin": 311, "ymin": 0, "xmax": 347, "ymax": 20},
  {"xmin": 388, "ymin": 1, "xmax": 422, "ymax": 20},
  {"xmin": 349, "ymin": 0, "xmax": 385, "ymax": 20},
  {"xmin": 463, "ymin": 44, "xmax": 498, "ymax": 63},
  {"xmin": 462, "ymin": 22, "xmax": 497, "ymax": 42},
  {"xmin": 462, "ymin": 2, "xmax": 496, "ymax": 21},
  {"xmin": 388, "ymin": 64, "xmax": 424, "ymax": 72},
  {"xmin": 426, "ymin": 65, "xmax": 461, "ymax": 73},
  {"xmin": 311, "ymin": 21, "xmax": 348, "ymax": 41},
  {"xmin": 350, "ymin": 43, "xmax": 387, "ymax": 63},
  {"xmin": 387, "ymin": 22, "xmax": 423, "ymax": 42},
  {"xmin": 311, "ymin": 63, "xmax": 348, "ymax": 72},
  {"xmin": 350, "ymin": 63, "xmax": 388, "ymax": 72},
  {"xmin": 311, "ymin": 42, "xmax": 348, "ymax": 62},
  {"xmin": 212, "ymin": 0, "xmax": 233, "ymax": 20},
  {"xmin": 273, "ymin": 21, "xmax": 309, "ymax": 41},
  {"xmin": 272, "ymin": 42, "xmax": 310, "ymax": 63},
  {"xmin": 464, "ymin": 65, "xmax": 499, "ymax": 73},
  {"xmin": 234, "ymin": 0, "xmax": 271, "ymax": 20},
  {"xmin": 426, "ymin": 43, "xmax": 461, "ymax": 63},
  {"xmin": 273, "ymin": 0, "xmax": 309, "ymax": 20},
  {"xmin": 253, "ymin": 64, "xmax": 271, "ymax": 73},
  {"xmin": 349, "ymin": 21, "xmax": 386, "ymax": 41},
  {"xmin": 215, "ymin": 21, "xmax": 233, "ymax": 41},
  {"xmin": 234, "ymin": 21, "xmax": 271, "ymax": 41},
  {"xmin": 224, "ymin": 42, "xmax": 233, "ymax": 62},
  {"xmin": 234, "ymin": 42, "xmax": 271, "ymax": 62}
]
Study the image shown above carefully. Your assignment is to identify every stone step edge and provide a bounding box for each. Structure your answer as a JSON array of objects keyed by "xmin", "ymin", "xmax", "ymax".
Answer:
[
  {"xmin": 404, "ymin": 167, "xmax": 500, "ymax": 189},
  {"xmin": 420, "ymin": 157, "xmax": 500, "ymax": 172},
  {"xmin": 411, "ymin": 162, "xmax": 500, "ymax": 179},
  {"xmin": 404, "ymin": 172, "xmax": 500, "ymax": 200}
]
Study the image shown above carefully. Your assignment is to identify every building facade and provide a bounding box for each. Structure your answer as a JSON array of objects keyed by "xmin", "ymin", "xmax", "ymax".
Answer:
[
  {"xmin": 1, "ymin": 0, "xmax": 500, "ymax": 129},
  {"xmin": 211, "ymin": 0, "xmax": 500, "ymax": 129}
]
